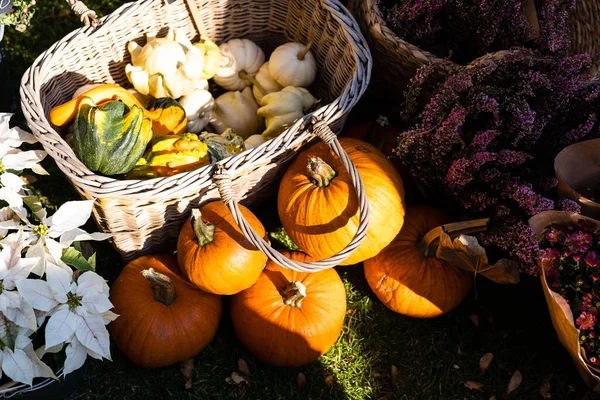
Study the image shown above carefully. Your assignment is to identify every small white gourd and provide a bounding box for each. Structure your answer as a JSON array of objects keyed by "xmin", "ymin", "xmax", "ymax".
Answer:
[
  {"xmin": 268, "ymin": 42, "xmax": 317, "ymax": 88},
  {"xmin": 210, "ymin": 86, "xmax": 263, "ymax": 139},
  {"xmin": 257, "ymin": 86, "xmax": 317, "ymax": 138},
  {"xmin": 213, "ymin": 39, "xmax": 265, "ymax": 91},
  {"xmin": 244, "ymin": 134, "xmax": 269, "ymax": 150},
  {"xmin": 178, "ymin": 80, "xmax": 214, "ymax": 133},
  {"xmin": 252, "ymin": 62, "xmax": 283, "ymax": 103}
]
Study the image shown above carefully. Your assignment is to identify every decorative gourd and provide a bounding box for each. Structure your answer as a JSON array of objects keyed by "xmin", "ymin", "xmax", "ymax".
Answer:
[
  {"xmin": 125, "ymin": 28, "xmax": 205, "ymax": 99},
  {"xmin": 213, "ymin": 39, "xmax": 265, "ymax": 91},
  {"xmin": 268, "ymin": 42, "xmax": 317, "ymax": 88},
  {"xmin": 177, "ymin": 201, "xmax": 268, "ymax": 295},
  {"xmin": 230, "ymin": 251, "xmax": 346, "ymax": 367},
  {"xmin": 193, "ymin": 36, "xmax": 221, "ymax": 80},
  {"xmin": 178, "ymin": 81, "xmax": 214, "ymax": 133},
  {"xmin": 257, "ymin": 86, "xmax": 317, "ymax": 138},
  {"xmin": 73, "ymin": 97, "xmax": 152, "ymax": 175},
  {"xmin": 252, "ymin": 62, "xmax": 283, "ymax": 103},
  {"xmin": 278, "ymin": 138, "xmax": 405, "ymax": 265},
  {"xmin": 244, "ymin": 134, "xmax": 269, "ymax": 150},
  {"xmin": 126, "ymin": 133, "xmax": 210, "ymax": 178},
  {"xmin": 199, "ymin": 129, "xmax": 245, "ymax": 161},
  {"xmin": 210, "ymin": 87, "xmax": 263, "ymax": 139},
  {"xmin": 108, "ymin": 254, "xmax": 222, "ymax": 368},
  {"xmin": 363, "ymin": 206, "xmax": 474, "ymax": 318},
  {"xmin": 148, "ymin": 98, "xmax": 187, "ymax": 136}
]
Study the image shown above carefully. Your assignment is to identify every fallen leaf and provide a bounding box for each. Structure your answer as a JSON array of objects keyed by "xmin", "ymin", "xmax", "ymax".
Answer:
[
  {"xmin": 539, "ymin": 375, "xmax": 551, "ymax": 399},
  {"xmin": 465, "ymin": 381, "xmax": 484, "ymax": 391},
  {"xmin": 469, "ymin": 314, "xmax": 479, "ymax": 327},
  {"xmin": 489, "ymin": 396, "xmax": 497, "ymax": 400},
  {"xmin": 453, "ymin": 364, "xmax": 460, "ymax": 369},
  {"xmin": 391, "ymin": 365, "xmax": 398, "ymax": 376},
  {"xmin": 479, "ymin": 353, "xmax": 494, "ymax": 373},
  {"xmin": 231, "ymin": 371, "xmax": 251, "ymax": 387},
  {"xmin": 225, "ymin": 377, "xmax": 234, "ymax": 385},
  {"xmin": 180, "ymin": 358, "xmax": 193, "ymax": 389},
  {"xmin": 297, "ymin": 372, "xmax": 306, "ymax": 391},
  {"xmin": 373, "ymin": 372, "xmax": 381, "ymax": 378},
  {"xmin": 325, "ymin": 375, "xmax": 334, "ymax": 387},
  {"xmin": 238, "ymin": 359, "xmax": 251, "ymax": 376},
  {"xmin": 506, "ymin": 370, "xmax": 522, "ymax": 395}
]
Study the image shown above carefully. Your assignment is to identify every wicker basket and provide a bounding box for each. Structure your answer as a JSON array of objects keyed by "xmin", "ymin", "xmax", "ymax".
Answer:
[
  {"xmin": 20, "ymin": 0, "xmax": 372, "ymax": 265},
  {"xmin": 568, "ymin": 0, "xmax": 600, "ymax": 75}
]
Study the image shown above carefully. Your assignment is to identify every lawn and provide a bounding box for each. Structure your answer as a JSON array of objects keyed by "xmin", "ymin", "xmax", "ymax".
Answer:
[{"xmin": 3, "ymin": 1, "xmax": 600, "ymax": 399}]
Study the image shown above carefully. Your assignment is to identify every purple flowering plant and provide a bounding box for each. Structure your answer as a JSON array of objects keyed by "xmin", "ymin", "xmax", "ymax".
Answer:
[
  {"xmin": 378, "ymin": 0, "xmax": 576, "ymax": 64},
  {"xmin": 539, "ymin": 219, "xmax": 600, "ymax": 366},
  {"xmin": 395, "ymin": 49, "xmax": 600, "ymax": 274}
]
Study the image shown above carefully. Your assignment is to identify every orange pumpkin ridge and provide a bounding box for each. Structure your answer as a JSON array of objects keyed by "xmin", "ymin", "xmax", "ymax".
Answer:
[
  {"xmin": 177, "ymin": 201, "xmax": 268, "ymax": 295},
  {"xmin": 109, "ymin": 254, "xmax": 222, "ymax": 368},
  {"xmin": 230, "ymin": 251, "xmax": 347, "ymax": 367},
  {"xmin": 278, "ymin": 138, "xmax": 406, "ymax": 265},
  {"xmin": 363, "ymin": 205, "xmax": 473, "ymax": 318}
]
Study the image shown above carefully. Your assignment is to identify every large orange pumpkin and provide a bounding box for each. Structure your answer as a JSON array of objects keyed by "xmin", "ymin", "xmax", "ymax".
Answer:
[
  {"xmin": 277, "ymin": 138, "xmax": 405, "ymax": 265},
  {"xmin": 230, "ymin": 251, "xmax": 346, "ymax": 367},
  {"xmin": 363, "ymin": 205, "xmax": 473, "ymax": 318},
  {"xmin": 177, "ymin": 201, "xmax": 268, "ymax": 295},
  {"xmin": 109, "ymin": 254, "xmax": 222, "ymax": 368}
]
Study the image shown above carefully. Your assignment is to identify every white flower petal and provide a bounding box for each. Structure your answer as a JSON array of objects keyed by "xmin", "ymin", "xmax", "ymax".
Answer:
[
  {"xmin": 45, "ymin": 237, "xmax": 66, "ymax": 265},
  {"xmin": 30, "ymin": 163, "xmax": 49, "ymax": 176},
  {"xmin": 81, "ymin": 294, "xmax": 113, "ymax": 314},
  {"xmin": 100, "ymin": 310, "xmax": 119, "ymax": 324},
  {"xmin": 15, "ymin": 279, "xmax": 59, "ymax": 312},
  {"xmin": 45, "ymin": 262, "xmax": 72, "ymax": 302},
  {"xmin": 26, "ymin": 240, "xmax": 48, "ymax": 277},
  {"xmin": 76, "ymin": 271, "xmax": 108, "ymax": 296},
  {"xmin": 0, "ymin": 173, "xmax": 24, "ymax": 191},
  {"xmin": 74, "ymin": 313, "xmax": 111, "ymax": 359},
  {"xmin": 44, "ymin": 308, "xmax": 78, "ymax": 349},
  {"xmin": 2, "ymin": 348, "xmax": 34, "ymax": 386},
  {"xmin": 0, "ymin": 187, "xmax": 24, "ymax": 210},
  {"xmin": 3, "ymin": 150, "xmax": 47, "ymax": 171},
  {"xmin": 59, "ymin": 228, "xmax": 112, "ymax": 247},
  {"xmin": 7, "ymin": 126, "xmax": 38, "ymax": 145},
  {"xmin": 6, "ymin": 297, "xmax": 38, "ymax": 330},
  {"xmin": 46, "ymin": 200, "xmax": 95, "ymax": 237},
  {"xmin": 63, "ymin": 338, "xmax": 87, "ymax": 376},
  {"xmin": 23, "ymin": 344, "xmax": 56, "ymax": 380}
]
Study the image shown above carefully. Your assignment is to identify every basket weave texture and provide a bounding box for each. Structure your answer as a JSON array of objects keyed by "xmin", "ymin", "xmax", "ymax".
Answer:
[{"xmin": 19, "ymin": 0, "xmax": 372, "ymax": 262}]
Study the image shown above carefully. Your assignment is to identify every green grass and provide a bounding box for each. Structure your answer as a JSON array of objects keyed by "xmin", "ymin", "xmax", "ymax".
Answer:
[{"xmin": 4, "ymin": 1, "xmax": 600, "ymax": 399}]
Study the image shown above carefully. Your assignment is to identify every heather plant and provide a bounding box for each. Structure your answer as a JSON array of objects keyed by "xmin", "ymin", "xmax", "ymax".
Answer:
[
  {"xmin": 395, "ymin": 49, "xmax": 600, "ymax": 273},
  {"xmin": 378, "ymin": 0, "xmax": 576, "ymax": 64},
  {"xmin": 538, "ymin": 219, "xmax": 600, "ymax": 367}
]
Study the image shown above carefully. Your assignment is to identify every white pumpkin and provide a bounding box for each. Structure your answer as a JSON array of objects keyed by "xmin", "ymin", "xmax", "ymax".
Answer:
[
  {"xmin": 252, "ymin": 62, "xmax": 284, "ymax": 103},
  {"xmin": 178, "ymin": 80, "xmax": 214, "ymax": 133},
  {"xmin": 210, "ymin": 87, "xmax": 263, "ymax": 139},
  {"xmin": 213, "ymin": 39, "xmax": 265, "ymax": 91},
  {"xmin": 257, "ymin": 86, "xmax": 317, "ymax": 138},
  {"xmin": 244, "ymin": 134, "xmax": 269, "ymax": 150},
  {"xmin": 268, "ymin": 42, "xmax": 317, "ymax": 88}
]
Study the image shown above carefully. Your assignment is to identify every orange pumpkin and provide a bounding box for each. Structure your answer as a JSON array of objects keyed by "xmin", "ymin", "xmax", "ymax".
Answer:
[
  {"xmin": 363, "ymin": 205, "xmax": 473, "ymax": 318},
  {"xmin": 109, "ymin": 254, "xmax": 222, "ymax": 368},
  {"xmin": 230, "ymin": 251, "xmax": 346, "ymax": 367},
  {"xmin": 177, "ymin": 201, "xmax": 268, "ymax": 295},
  {"xmin": 278, "ymin": 137, "xmax": 405, "ymax": 265}
]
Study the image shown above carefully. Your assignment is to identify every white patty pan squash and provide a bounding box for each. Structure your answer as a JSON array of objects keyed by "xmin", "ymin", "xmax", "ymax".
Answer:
[
  {"xmin": 125, "ymin": 28, "xmax": 205, "ymax": 99},
  {"xmin": 257, "ymin": 86, "xmax": 317, "ymax": 138},
  {"xmin": 178, "ymin": 80, "xmax": 214, "ymax": 133},
  {"xmin": 268, "ymin": 42, "xmax": 317, "ymax": 88},
  {"xmin": 210, "ymin": 86, "xmax": 263, "ymax": 139},
  {"xmin": 213, "ymin": 39, "xmax": 265, "ymax": 91},
  {"xmin": 252, "ymin": 62, "xmax": 284, "ymax": 103}
]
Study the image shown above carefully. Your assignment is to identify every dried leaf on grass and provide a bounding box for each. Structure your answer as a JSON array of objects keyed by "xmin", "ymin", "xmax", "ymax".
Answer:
[
  {"xmin": 506, "ymin": 370, "xmax": 522, "ymax": 395},
  {"xmin": 325, "ymin": 375, "xmax": 334, "ymax": 387},
  {"xmin": 238, "ymin": 359, "xmax": 251, "ymax": 376},
  {"xmin": 391, "ymin": 365, "xmax": 398, "ymax": 376},
  {"xmin": 437, "ymin": 232, "xmax": 520, "ymax": 284},
  {"xmin": 296, "ymin": 372, "xmax": 306, "ymax": 391},
  {"xmin": 180, "ymin": 359, "xmax": 194, "ymax": 390},
  {"xmin": 231, "ymin": 371, "xmax": 251, "ymax": 387},
  {"xmin": 539, "ymin": 375, "xmax": 551, "ymax": 399},
  {"xmin": 465, "ymin": 381, "xmax": 484, "ymax": 391},
  {"xmin": 469, "ymin": 314, "xmax": 479, "ymax": 327},
  {"xmin": 479, "ymin": 353, "xmax": 494, "ymax": 373}
]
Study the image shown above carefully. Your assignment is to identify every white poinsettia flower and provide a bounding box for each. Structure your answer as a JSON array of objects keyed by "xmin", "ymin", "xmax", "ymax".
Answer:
[
  {"xmin": 0, "ymin": 113, "xmax": 47, "ymax": 173},
  {"xmin": 0, "ymin": 200, "xmax": 111, "ymax": 276},
  {"xmin": 0, "ymin": 319, "xmax": 55, "ymax": 386},
  {"xmin": 16, "ymin": 263, "xmax": 113, "ymax": 365}
]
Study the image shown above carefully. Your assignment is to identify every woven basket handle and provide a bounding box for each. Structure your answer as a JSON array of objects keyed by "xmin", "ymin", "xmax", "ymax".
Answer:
[
  {"xmin": 66, "ymin": 0, "xmax": 99, "ymax": 27},
  {"xmin": 213, "ymin": 120, "xmax": 371, "ymax": 272}
]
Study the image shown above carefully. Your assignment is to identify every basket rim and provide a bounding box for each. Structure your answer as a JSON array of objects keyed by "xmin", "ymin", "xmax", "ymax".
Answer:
[{"xmin": 19, "ymin": 0, "xmax": 372, "ymax": 199}]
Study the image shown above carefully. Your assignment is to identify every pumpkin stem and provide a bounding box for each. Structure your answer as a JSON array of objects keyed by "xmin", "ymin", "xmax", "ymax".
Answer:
[
  {"xmin": 306, "ymin": 157, "xmax": 336, "ymax": 187},
  {"xmin": 418, "ymin": 219, "xmax": 489, "ymax": 257},
  {"xmin": 297, "ymin": 42, "xmax": 313, "ymax": 60},
  {"xmin": 142, "ymin": 268, "xmax": 176, "ymax": 306},
  {"xmin": 239, "ymin": 71, "xmax": 267, "ymax": 96},
  {"xmin": 280, "ymin": 281, "xmax": 307, "ymax": 308},
  {"xmin": 191, "ymin": 208, "xmax": 215, "ymax": 247}
]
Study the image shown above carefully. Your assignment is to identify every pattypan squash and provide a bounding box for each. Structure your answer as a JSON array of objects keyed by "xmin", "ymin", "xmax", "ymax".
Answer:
[
  {"xmin": 125, "ymin": 28, "xmax": 205, "ymax": 99},
  {"xmin": 251, "ymin": 62, "xmax": 283, "ymax": 103},
  {"xmin": 269, "ymin": 42, "xmax": 317, "ymax": 88},
  {"xmin": 257, "ymin": 86, "xmax": 317, "ymax": 138},
  {"xmin": 193, "ymin": 36, "xmax": 221, "ymax": 80},
  {"xmin": 178, "ymin": 80, "xmax": 215, "ymax": 133},
  {"xmin": 213, "ymin": 39, "xmax": 265, "ymax": 91},
  {"xmin": 210, "ymin": 87, "xmax": 263, "ymax": 139}
]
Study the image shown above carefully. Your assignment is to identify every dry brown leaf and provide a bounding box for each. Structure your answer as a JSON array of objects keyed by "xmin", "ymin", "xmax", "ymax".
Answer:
[
  {"xmin": 296, "ymin": 372, "xmax": 306, "ymax": 391},
  {"xmin": 180, "ymin": 358, "xmax": 193, "ymax": 389},
  {"xmin": 231, "ymin": 371, "xmax": 251, "ymax": 387},
  {"xmin": 238, "ymin": 359, "xmax": 251, "ymax": 376},
  {"xmin": 539, "ymin": 375, "xmax": 551, "ymax": 399},
  {"xmin": 479, "ymin": 353, "xmax": 494, "ymax": 373},
  {"xmin": 325, "ymin": 375, "xmax": 334, "ymax": 387},
  {"xmin": 469, "ymin": 314, "xmax": 479, "ymax": 327},
  {"xmin": 489, "ymin": 396, "xmax": 497, "ymax": 400},
  {"xmin": 391, "ymin": 365, "xmax": 398, "ymax": 376},
  {"xmin": 506, "ymin": 370, "xmax": 522, "ymax": 395},
  {"xmin": 465, "ymin": 381, "xmax": 484, "ymax": 391},
  {"xmin": 373, "ymin": 372, "xmax": 381, "ymax": 378},
  {"xmin": 20, "ymin": 175, "xmax": 37, "ymax": 185},
  {"xmin": 225, "ymin": 377, "xmax": 234, "ymax": 385},
  {"xmin": 436, "ymin": 231, "xmax": 520, "ymax": 284}
]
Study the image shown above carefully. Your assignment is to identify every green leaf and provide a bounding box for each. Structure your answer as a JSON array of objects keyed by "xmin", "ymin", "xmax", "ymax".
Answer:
[
  {"xmin": 61, "ymin": 247, "xmax": 96, "ymax": 271},
  {"xmin": 269, "ymin": 227, "xmax": 301, "ymax": 251}
]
